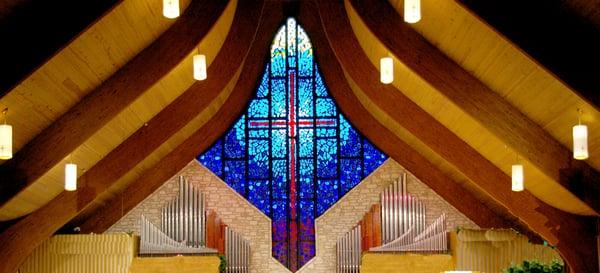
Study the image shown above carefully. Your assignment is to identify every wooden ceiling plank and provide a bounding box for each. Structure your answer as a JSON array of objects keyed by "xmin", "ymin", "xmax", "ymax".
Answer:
[
  {"xmin": 0, "ymin": 0, "xmax": 122, "ymax": 98},
  {"xmin": 456, "ymin": 0, "xmax": 600, "ymax": 110},
  {"xmin": 351, "ymin": 0, "xmax": 600, "ymax": 214},
  {"xmin": 0, "ymin": 1, "xmax": 267, "ymax": 272},
  {"xmin": 319, "ymin": 0, "xmax": 597, "ymax": 272},
  {"xmin": 78, "ymin": 1, "xmax": 283, "ymax": 234},
  {"xmin": 0, "ymin": 0, "xmax": 229, "ymax": 208}
]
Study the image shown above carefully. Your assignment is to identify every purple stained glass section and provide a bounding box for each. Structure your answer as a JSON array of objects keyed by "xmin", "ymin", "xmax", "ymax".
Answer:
[{"xmin": 197, "ymin": 18, "xmax": 387, "ymax": 272}]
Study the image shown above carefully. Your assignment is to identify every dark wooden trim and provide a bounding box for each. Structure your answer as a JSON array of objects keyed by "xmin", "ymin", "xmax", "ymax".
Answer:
[
  {"xmin": 77, "ymin": 2, "xmax": 283, "ymax": 234},
  {"xmin": 456, "ymin": 0, "xmax": 600, "ymax": 111},
  {"xmin": 0, "ymin": 0, "xmax": 230, "ymax": 210},
  {"xmin": 320, "ymin": 0, "xmax": 598, "ymax": 271},
  {"xmin": 0, "ymin": 1, "xmax": 270, "ymax": 272},
  {"xmin": 351, "ymin": 0, "xmax": 600, "ymax": 215},
  {"xmin": 0, "ymin": 0, "xmax": 122, "ymax": 98}
]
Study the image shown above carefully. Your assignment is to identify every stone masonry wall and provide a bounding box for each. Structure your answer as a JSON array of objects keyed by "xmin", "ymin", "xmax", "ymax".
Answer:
[
  {"xmin": 296, "ymin": 159, "xmax": 477, "ymax": 273},
  {"xmin": 107, "ymin": 160, "xmax": 289, "ymax": 273},
  {"xmin": 108, "ymin": 159, "xmax": 477, "ymax": 273}
]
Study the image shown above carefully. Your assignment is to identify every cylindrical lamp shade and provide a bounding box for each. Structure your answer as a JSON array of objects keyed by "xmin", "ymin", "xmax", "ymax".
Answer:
[
  {"xmin": 573, "ymin": 124, "xmax": 588, "ymax": 160},
  {"xmin": 65, "ymin": 163, "xmax": 77, "ymax": 191},
  {"xmin": 380, "ymin": 57, "xmax": 393, "ymax": 84},
  {"xmin": 193, "ymin": 54, "xmax": 207, "ymax": 81},
  {"xmin": 404, "ymin": 0, "xmax": 421, "ymax": 23},
  {"xmin": 511, "ymin": 164, "xmax": 524, "ymax": 192},
  {"xmin": 163, "ymin": 0, "xmax": 180, "ymax": 19},
  {"xmin": 0, "ymin": 124, "xmax": 12, "ymax": 160}
]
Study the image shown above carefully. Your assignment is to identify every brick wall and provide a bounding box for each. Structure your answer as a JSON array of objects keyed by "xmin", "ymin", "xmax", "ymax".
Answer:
[{"xmin": 108, "ymin": 159, "xmax": 477, "ymax": 273}]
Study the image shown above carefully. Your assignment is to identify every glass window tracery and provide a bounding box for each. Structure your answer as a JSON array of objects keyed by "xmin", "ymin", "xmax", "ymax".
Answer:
[{"xmin": 198, "ymin": 18, "xmax": 387, "ymax": 271}]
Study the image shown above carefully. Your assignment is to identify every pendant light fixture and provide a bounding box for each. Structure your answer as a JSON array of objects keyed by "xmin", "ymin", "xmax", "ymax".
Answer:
[
  {"xmin": 380, "ymin": 57, "xmax": 393, "ymax": 84},
  {"xmin": 193, "ymin": 53, "xmax": 207, "ymax": 81},
  {"xmin": 0, "ymin": 108, "xmax": 12, "ymax": 160},
  {"xmin": 163, "ymin": 0, "xmax": 180, "ymax": 19},
  {"xmin": 404, "ymin": 0, "xmax": 421, "ymax": 24},
  {"xmin": 511, "ymin": 154, "xmax": 524, "ymax": 192},
  {"xmin": 65, "ymin": 156, "xmax": 77, "ymax": 191},
  {"xmin": 573, "ymin": 108, "xmax": 588, "ymax": 160}
]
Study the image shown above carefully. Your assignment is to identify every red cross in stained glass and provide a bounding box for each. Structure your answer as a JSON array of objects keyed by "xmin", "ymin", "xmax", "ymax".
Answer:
[{"xmin": 248, "ymin": 71, "xmax": 336, "ymax": 271}]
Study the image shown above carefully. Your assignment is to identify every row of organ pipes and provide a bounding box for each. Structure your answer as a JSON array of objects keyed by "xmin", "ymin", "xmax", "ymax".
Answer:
[
  {"xmin": 336, "ymin": 173, "xmax": 448, "ymax": 272},
  {"xmin": 139, "ymin": 176, "xmax": 251, "ymax": 273}
]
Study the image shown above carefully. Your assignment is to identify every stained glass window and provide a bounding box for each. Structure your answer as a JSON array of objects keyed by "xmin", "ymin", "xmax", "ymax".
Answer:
[{"xmin": 198, "ymin": 18, "xmax": 387, "ymax": 272}]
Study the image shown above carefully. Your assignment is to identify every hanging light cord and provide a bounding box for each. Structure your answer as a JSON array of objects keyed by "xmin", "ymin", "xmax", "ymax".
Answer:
[
  {"xmin": 577, "ymin": 108, "xmax": 583, "ymax": 125},
  {"xmin": 1, "ymin": 108, "xmax": 7, "ymax": 124}
]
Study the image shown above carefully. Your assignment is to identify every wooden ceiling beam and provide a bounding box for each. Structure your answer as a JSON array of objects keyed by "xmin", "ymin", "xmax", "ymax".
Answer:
[
  {"xmin": 0, "ymin": 1, "xmax": 266, "ymax": 272},
  {"xmin": 456, "ymin": 0, "xmax": 600, "ymax": 110},
  {"xmin": 0, "ymin": 0, "xmax": 229, "ymax": 208},
  {"xmin": 318, "ymin": 0, "xmax": 598, "ymax": 272},
  {"xmin": 0, "ymin": 0, "xmax": 122, "ymax": 98},
  {"xmin": 297, "ymin": 3, "xmax": 517, "ymax": 233},
  {"xmin": 78, "ymin": 1, "xmax": 283, "ymax": 234},
  {"xmin": 351, "ymin": 0, "xmax": 600, "ymax": 214}
]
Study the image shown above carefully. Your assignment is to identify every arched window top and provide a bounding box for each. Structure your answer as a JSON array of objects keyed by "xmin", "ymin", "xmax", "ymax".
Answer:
[{"xmin": 198, "ymin": 18, "xmax": 387, "ymax": 271}]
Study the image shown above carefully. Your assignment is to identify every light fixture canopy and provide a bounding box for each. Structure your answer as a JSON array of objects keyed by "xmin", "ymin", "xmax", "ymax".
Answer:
[
  {"xmin": 193, "ymin": 54, "xmax": 207, "ymax": 81},
  {"xmin": 65, "ymin": 163, "xmax": 77, "ymax": 191},
  {"xmin": 163, "ymin": 0, "xmax": 180, "ymax": 19},
  {"xmin": 404, "ymin": 0, "xmax": 421, "ymax": 23},
  {"xmin": 511, "ymin": 164, "xmax": 524, "ymax": 192},
  {"xmin": 0, "ymin": 108, "xmax": 12, "ymax": 160},
  {"xmin": 380, "ymin": 57, "xmax": 393, "ymax": 84},
  {"xmin": 573, "ymin": 124, "xmax": 588, "ymax": 160}
]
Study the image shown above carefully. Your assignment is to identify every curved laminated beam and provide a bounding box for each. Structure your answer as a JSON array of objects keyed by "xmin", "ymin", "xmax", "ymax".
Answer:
[
  {"xmin": 0, "ymin": 0, "xmax": 230, "ymax": 209},
  {"xmin": 456, "ymin": 0, "xmax": 600, "ymax": 111},
  {"xmin": 0, "ymin": 0, "xmax": 267, "ymax": 272},
  {"xmin": 362, "ymin": 0, "xmax": 600, "ymax": 216},
  {"xmin": 296, "ymin": 2, "xmax": 515, "ymax": 232},
  {"xmin": 78, "ymin": 1, "xmax": 283, "ymax": 234},
  {"xmin": 317, "ymin": 0, "xmax": 598, "ymax": 272},
  {"xmin": 350, "ymin": 0, "xmax": 600, "ymax": 216},
  {"xmin": 0, "ymin": 0, "xmax": 122, "ymax": 98}
]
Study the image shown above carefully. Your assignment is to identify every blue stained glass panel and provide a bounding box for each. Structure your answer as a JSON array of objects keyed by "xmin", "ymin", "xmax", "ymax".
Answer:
[
  {"xmin": 224, "ymin": 117, "xmax": 245, "ymax": 158},
  {"xmin": 249, "ymin": 180, "xmax": 270, "ymax": 215},
  {"xmin": 317, "ymin": 179, "xmax": 338, "ymax": 215},
  {"xmin": 315, "ymin": 69, "xmax": 327, "ymax": 97},
  {"xmin": 297, "ymin": 28, "xmax": 313, "ymax": 77},
  {"xmin": 298, "ymin": 159, "xmax": 314, "ymax": 199},
  {"xmin": 340, "ymin": 116, "xmax": 361, "ymax": 157},
  {"xmin": 363, "ymin": 140, "xmax": 387, "ymax": 175},
  {"xmin": 249, "ymin": 99, "xmax": 269, "ymax": 118},
  {"xmin": 271, "ymin": 79, "xmax": 286, "ymax": 118},
  {"xmin": 257, "ymin": 68, "xmax": 269, "ymax": 98},
  {"xmin": 197, "ymin": 18, "xmax": 388, "ymax": 272},
  {"xmin": 341, "ymin": 159, "xmax": 362, "ymax": 193},
  {"xmin": 198, "ymin": 140, "xmax": 222, "ymax": 176},
  {"xmin": 317, "ymin": 138, "xmax": 337, "ymax": 178},
  {"xmin": 249, "ymin": 139, "xmax": 269, "ymax": 179},
  {"xmin": 298, "ymin": 78, "xmax": 313, "ymax": 118},
  {"xmin": 224, "ymin": 160, "xmax": 246, "ymax": 195},
  {"xmin": 272, "ymin": 159, "xmax": 287, "ymax": 199},
  {"xmin": 298, "ymin": 129, "xmax": 313, "ymax": 158},
  {"xmin": 272, "ymin": 130, "xmax": 287, "ymax": 158},
  {"xmin": 316, "ymin": 98, "xmax": 336, "ymax": 117}
]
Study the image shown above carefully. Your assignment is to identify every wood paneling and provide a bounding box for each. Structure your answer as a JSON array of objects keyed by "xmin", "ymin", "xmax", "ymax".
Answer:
[
  {"xmin": 0, "ymin": 0, "xmax": 237, "ymax": 220},
  {"xmin": 77, "ymin": 1, "xmax": 283, "ymax": 234},
  {"xmin": 0, "ymin": 0, "xmax": 121, "ymax": 98},
  {"xmin": 354, "ymin": 0, "xmax": 599, "ymax": 216},
  {"xmin": 455, "ymin": 0, "xmax": 600, "ymax": 110},
  {"xmin": 0, "ymin": 0, "xmax": 229, "ymax": 216},
  {"xmin": 316, "ymin": 0, "xmax": 598, "ymax": 272}
]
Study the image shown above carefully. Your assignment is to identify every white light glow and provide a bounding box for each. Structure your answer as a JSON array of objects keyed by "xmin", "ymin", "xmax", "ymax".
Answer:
[
  {"xmin": 573, "ymin": 124, "xmax": 588, "ymax": 160},
  {"xmin": 65, "ymin": 163, "xmax": 77, "ymax": 191},
  {"xmin": 404, "ymin": 0, "xmax": 421, "ymax": 23},
  {"xmin": 163, "ymin": 0, "xmax": 180, "ymax": 19},
  {"xmin": 380, "ymin": 57, "xmax": 393, "ymax": 84},
  {"xmin": 0, "ymin": 124, "xmax": 12, "ymax": 160},
  {"xmin": 193, "ymin": 54, "xmax": 207, "ymax": 81},
  {"xmin": 511, "ymin": 164, "xmax": 524, "ymax": 192}
]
